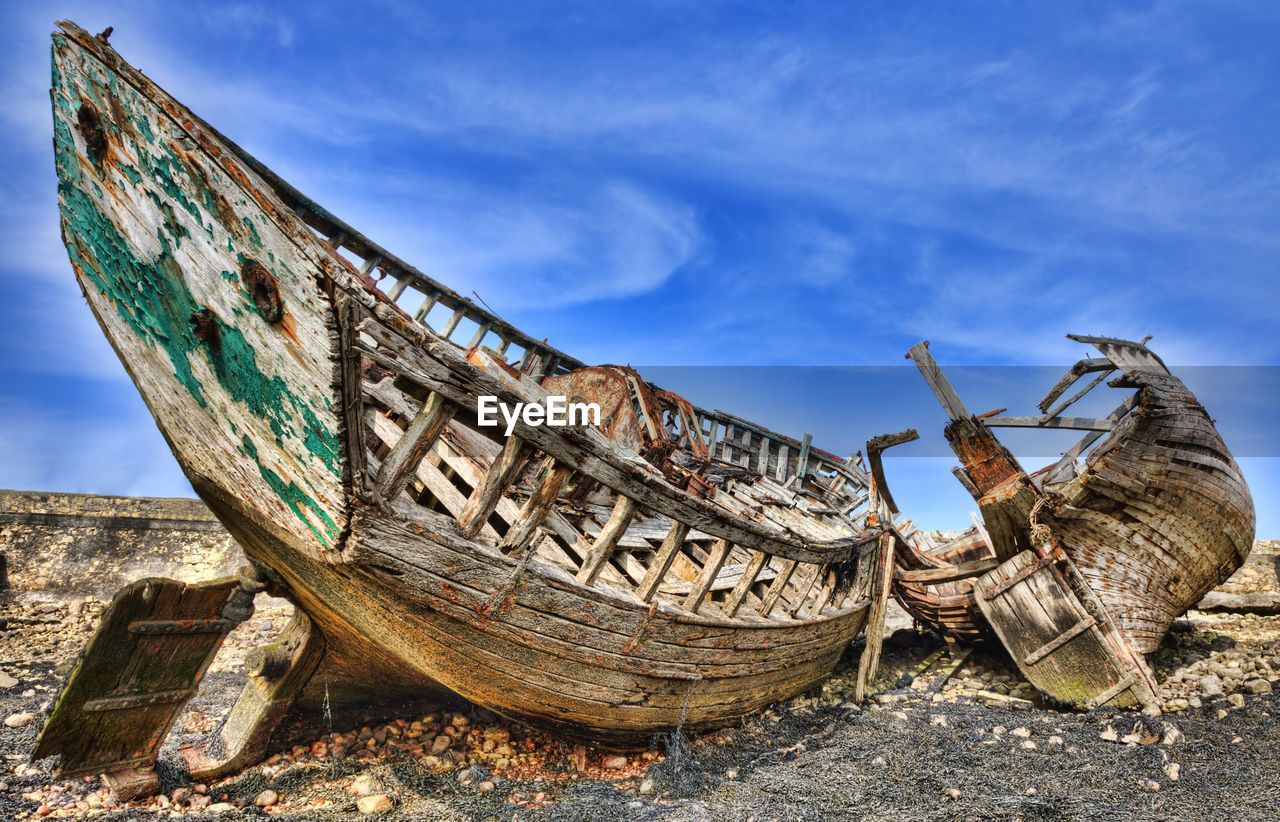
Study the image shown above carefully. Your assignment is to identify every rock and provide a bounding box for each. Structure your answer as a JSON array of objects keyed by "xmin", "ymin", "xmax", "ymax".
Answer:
[
  {"xmin": 1227, "ymin": 693, "xmax": 1245, "ymax": 708},
  {"xmin": 639, "ymin": 778, "xmax": 655, "ymax": 795},
  {"xmin": 357, "ymin": 794, "xmax": 393, "ymax": 814},
  {"xmin": 206, "ymin": 803, "xmax": 236, "ymax": 814},
  {"xmin": 1011, "ymin": 727, "xmax": 1031, "ymax": 738},
  {"xmin": 1200, "ymin": 674, "xmax": 1224, "ymax": 696},
  {"xmin": 601, "ymin": 754, "xmax": 628, "ymax": 770},
  {"xmin": 1244, "ymin": 679, "xmax": 1272, "ymax": 695},
  {"xmin": 725, "ymin": 768, "xmax": 739, "ymax": 779},
  {"xmin": 944, "ymin": 787, "xmax": 961, "ymax": 801},
  {"xmin": 871, "ymin": 756, "xmax": 887, "ymax": 766},
  {"xmin": 4, "ymin": 712, "xmax": 35, "ymax": 728},
  {"xmin": 1161, "ymin": 723, "xmax": 1184, "ymax": 745},
  {"xmin": 254, "ymin": 789, "xmax": 278, "ymax": 807},
  {"xmin": 930, "ymin": 714, "xmax": 947, "ymax": 727},
  {"xmin": 477, "ymin": 781, "xmax": 495, "ymax": 793},
  {"xmin": 0, "ymin": 673, "xmax": 17, "ymax": 690},
  {"xmin": 1047, "ymin": 735, "xmax": 1064, "ymax": 747},
  {"xmin": 349, "ymin": 774, "xmax": 382, "ymax": 796},
  {"xmin": 431, "ymin": 735, "xmax": 453, "ymax": 754},
  {"xmin": 1099, "ymin": 726, "xmax": 1118, "ymax": 742},
  {"xmin": 1164, "ymin": 762, "xmax": 1181, "ymax": 782}
]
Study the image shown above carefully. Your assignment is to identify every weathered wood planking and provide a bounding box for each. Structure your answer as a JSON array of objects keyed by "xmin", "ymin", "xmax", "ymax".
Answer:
[{"xmin": 52, "ymin": 27, "xmax": 347, "ymax": 561}]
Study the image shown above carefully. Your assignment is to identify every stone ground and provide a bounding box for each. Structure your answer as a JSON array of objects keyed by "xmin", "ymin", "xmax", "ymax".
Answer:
[{"xmin": 2, "ymin": 594, "xmax": 1278, "ymax": 821}]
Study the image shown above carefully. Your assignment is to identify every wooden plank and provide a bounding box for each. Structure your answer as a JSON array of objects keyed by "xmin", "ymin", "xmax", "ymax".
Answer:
[
  {"xmin": 980, "ymin": 553, "xmax": 1055, "ymax": 599},
  {"xmin": 757, "ymin": 559, "xmax": 798, "ymax": 618},
  {"xmin": 683, "ymin": 539, "xmax": 733, "ymax": 612},
  {"xmin": 497, "ymin": 457, "xmax": 571, "ymax": 553},
  {"xmin": 1024, "ymin": 616, "xmax": 1095, "ymax": 666},
  {"xmin": 439, "ymin": 306, "xmax": 467, "ymax": 340},
  {"xmin": 458, "ymin": 435, "xmax": 533, "ymax": 538},
  {"xmin": 855, "ymin": 531, "xmax": 896, "ymax": 701},
  {"xmin": 635, "ymin": 521, "xmax": 692, "ymax": 602},
  {"xmin": 985, "ymin": 415, "xmax": 1113, "ymax": 432},
  {"xmin": 375, "ymin": 392, "xmax": 455, "ymax": 500},
  {"xmin": 1038, "ymin": 358, "xmax": 1113, "ymax": 412},
  {"xmin": 906, "ymin": 341, "xmax": 970, "ymax": 421},
  {"xmin": 893, "ymin": 558, "xmax": 999, "ymax": 584},
  {"xmin": 576, "ymin": 496, "xmax": 640, "ymax": 585},
  {"xmin": 795, "ymin": 433, "xmax": 813, "ymax": 481},
  {"xmin": 723, "ymin": 551, "xmax": 769, "ymax": 617}
]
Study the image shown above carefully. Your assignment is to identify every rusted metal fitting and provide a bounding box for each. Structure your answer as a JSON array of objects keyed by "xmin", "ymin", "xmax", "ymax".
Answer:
[
  {"xmin": 190, "ymin": 308, "xmax": 220, "ymax": 347},
  {"xmin": 241, "ymin": 258, "xmax": 284, "ymax": 324},
  {"xmin": 76, "ymin": 99, "xmax": 108, "ymax": 167}
]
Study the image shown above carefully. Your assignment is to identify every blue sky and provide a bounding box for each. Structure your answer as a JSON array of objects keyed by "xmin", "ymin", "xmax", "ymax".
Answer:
[{"xmin": 0, "ymin": 1, "xmax": 1276, "ymax": 534}]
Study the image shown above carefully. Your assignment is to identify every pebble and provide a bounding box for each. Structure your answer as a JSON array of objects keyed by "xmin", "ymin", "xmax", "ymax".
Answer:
[
  {"xmin": 944, "ymin": 788, "xmax": 961, "ymax": 801},
  {"xmin": 1164, "ymin": 762, "xmax": 1181, "ymax": 781},
  {"xmin": 349, "ymin": 774, "xmax": 382, "ymax": 796},
  {"xmin": 0, "ymin": 673, "xmax": 17, "ymax": 689},
  {"xmin": 1227, "ymin": 693, "xmax": 1245, "ymax": 708},
  {"xmin": 1200, "ymin": 674, "xmax": 1224, "ymax": 696},
  {"xmin": 1244, "ymin": 679, "xmax": 1273, "ymax": 694},
  {"xmin": 1099, "ymin": 726, "xmax": 1118, "ymax": 742},
  {"xmin": 206, "ymin": 802, "xmax": 236, "ymax": 814},
  {"xmin": 254, "ymin": 789, "xmax": 278, "ymax": 807},
  {"xmin": 601, "ymin": 754, "xmax": 628, "ymax": 770},
  {"xmin": 357, "ymin": 794, "xmax": 394, "ymax": 814},
  {"xmin": 4, "ymin": 712, "xmax": 35, "ymax": 728}
]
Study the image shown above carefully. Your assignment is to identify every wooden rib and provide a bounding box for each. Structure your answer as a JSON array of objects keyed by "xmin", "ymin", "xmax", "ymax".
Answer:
[
  {"xmin": 786, "ymin": 564, "xmax": 823, "ymax": 618},
  {"xmin": 497, "ymin": 456, "xmax": 571, "ymax": 553},
  {"xmin": 635, "ymin": 521, "xmax": 692, "ymax": 602},
  {"xmin": 458, "ymin": 436, "xmax": 532, "ymax": 539},
  {"xmin": 757, "ymin": 559, "xmax": 798, "ymax": 618},
  {"xmin": 807, "ymin": 567, "xmax": 838, "ymax": 617},
  {"xmin": 439, "ymin": 307, "xmax": 467, "ymax": 340},
  {"xmin": 576, "ymin": 496, "xmax": 640, "ymax": 586},
  {"xmin": 723, "ymin": 551, "xmax": 769, "ymax": 617},
  {"xmin": 375, "ymin": 392, "xmax": 454, "ymax": 500},
  {"xmin": 906, "ymin": 341, "xmax": 970, "ymax": 421},
  {"xmin": 466, "ymin": 321, "xmax": 492, "ymax": 350},
  {"xmin": 683, "ymin": 539, "xmax": 733, "ymax": 613}
]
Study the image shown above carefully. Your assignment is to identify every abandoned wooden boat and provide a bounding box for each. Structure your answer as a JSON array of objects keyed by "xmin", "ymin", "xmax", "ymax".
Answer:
[
  {"xmin": 870, "ymin": 337, "xmax": 1255, "ymax": 711},
  {"xmin": 35, "ymin": 22, "xmax": 882, "ymax": 796}
]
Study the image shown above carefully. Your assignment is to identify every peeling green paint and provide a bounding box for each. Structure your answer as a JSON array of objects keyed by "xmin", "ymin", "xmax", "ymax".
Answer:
[
  {"xmin": 239, "ymin": 436, "xmax": 339, "ymax": 545},
  {"xmin": 52, "ymin": 46, "xmax": 343, "ymax": 549},
  {"xmin": 242, "ymin": 216, "xmax": 262, "ymax": 248}
]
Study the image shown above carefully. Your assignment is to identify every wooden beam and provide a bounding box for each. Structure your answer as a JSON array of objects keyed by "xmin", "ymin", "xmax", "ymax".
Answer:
[
  {"xmin": 984, "ymin": 415, "xmax": 1113, "ymax": 432},
  {"xmin": 635, "ymin": 521, "xmax": 691, "ymax": 602},
  {"xmin": 757, "ymin": 559, "xmax": 798, "ymax": 618},
  {"xmin": 906, "ymin": 341, "xmax": 970, "ymax": 421},
  {"xmin": 682, "ymin": 539, "xmax": 733, "ymax": 612},
  {"xmin": 722, "ymin": 551, "xmax": 769, "ymax": 617},
  {"xmin": 457, "ymin": 436, "xmax": 532, "ymax": 538},
  {"xmin": 497, "ymin": 456, "xmax": 571, "ymax": 553},
  {"xmin": 576, "ymin": 496, "xmax": 640, "ymax": 586},
  {"xmin": 375, "ymin": 392, "xmax": 454, "ymax": 500},
  {"xmin": 855, "ymin": 531, "xmax": 896, "ymax": 701}
]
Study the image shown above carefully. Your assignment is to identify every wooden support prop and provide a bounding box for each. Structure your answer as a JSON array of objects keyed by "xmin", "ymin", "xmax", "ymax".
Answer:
[
  {"xmin": 906, "ymin": 341, "xmax": 970, "ymax": 421},
  {"xmin": 683, "ymin": 539, "xmax": 733, "ymax": 612},
  {"xmin": 635, "ymin": 521, "xmax": 692, "ymax": 602},
  {"xmin": 855, "ymin": 531, "xmax": 896, "ymax": 701},
  {"xmin": 576, "ymin": 496, "xmax": 640, "ymax": 585},
  {"xmin": 375, "ymin": 392, "xmax": 455, "ymax": 501},
  {"xmin": 458, "ymin": 435, "xmax": 532, "ymax": 538},
  {"xmin": 723, "ymin": 551, "xmax": 769, "ymax": 617},
  {"xmin": 757, "ymin": 559, "xmax": 798, "ymax": 617},
  {"xmin": 497, "ymin": 456, "xmax": 571, "ymax": 553}
]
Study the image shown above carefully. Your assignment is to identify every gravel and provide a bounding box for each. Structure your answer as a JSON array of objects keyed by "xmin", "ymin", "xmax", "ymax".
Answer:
[{"xmin": 2, "ymin": 594, "xmax": 1279, "ymax": 820}]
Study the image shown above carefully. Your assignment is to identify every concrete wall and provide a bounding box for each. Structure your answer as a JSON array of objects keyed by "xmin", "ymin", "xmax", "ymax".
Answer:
[{"xmin": 0, "ymin": 489, "xmax": 244, "ymax": 598}]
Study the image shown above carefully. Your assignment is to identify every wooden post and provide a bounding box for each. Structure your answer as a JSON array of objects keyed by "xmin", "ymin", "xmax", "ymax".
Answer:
[
  {"xmin": 683, "ymin": 539, "xmax": 733, "ymax": 612},
  {"xmin": 497, "ymin": 456, "xmax": 571, "ymax": 553},
  {"xmin": 635, "ymin": 521, "xmax": 691, "ymax": 602},
  {"xmin": 576, "ymin": 496, "xmax": 640, "ymax": 585},
  {"xmin": 458, "ymin": 436, "xmax": 532, "ymax": 538},
  {"xmin": 375, "ymin": 392, "xmax": 454, "ymax": 501},
  {"xmin": 855, "ymin": 531, "xmax": 896, "ymax": 701}
]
